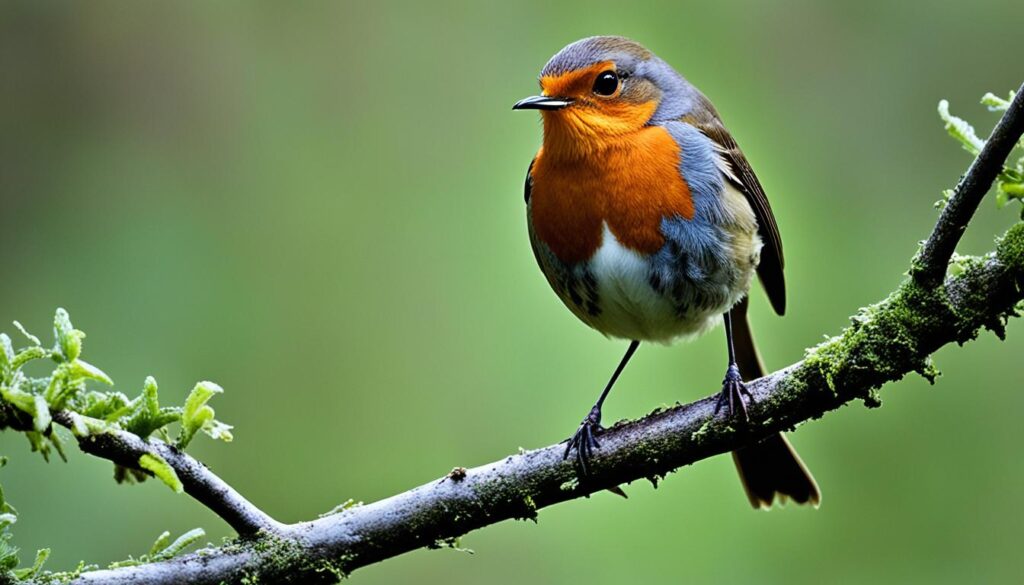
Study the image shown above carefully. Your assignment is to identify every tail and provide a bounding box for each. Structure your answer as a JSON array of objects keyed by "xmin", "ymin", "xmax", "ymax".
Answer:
[{"xmin": 729, "ymin": 297, "xmax": 821, "ymax": 509}]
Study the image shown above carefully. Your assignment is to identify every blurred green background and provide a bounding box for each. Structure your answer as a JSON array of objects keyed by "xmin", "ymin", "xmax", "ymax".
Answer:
[{"xmin": 2, "ymin": 1, "xmax": 1023, "ymax": 583}]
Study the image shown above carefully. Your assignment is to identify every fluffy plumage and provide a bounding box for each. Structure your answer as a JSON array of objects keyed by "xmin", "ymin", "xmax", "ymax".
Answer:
[{"xmin": 518, "ymin": 35, "xmax": 818, "ymax": 508}]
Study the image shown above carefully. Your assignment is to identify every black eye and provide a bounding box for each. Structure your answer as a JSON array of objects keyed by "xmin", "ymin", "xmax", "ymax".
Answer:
[{"xmin": 592, "ymin": 71, "xmax": 619, "ymax": 96}]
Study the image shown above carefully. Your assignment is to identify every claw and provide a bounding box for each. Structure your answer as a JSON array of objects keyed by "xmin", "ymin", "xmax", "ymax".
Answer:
[
  {"xmin": 717, "ymin": 364, "xmax": 753, "ymax": 421},
  {"xmin": 563, "ymin": 407, "xmax": 603, "ymax": 474}
]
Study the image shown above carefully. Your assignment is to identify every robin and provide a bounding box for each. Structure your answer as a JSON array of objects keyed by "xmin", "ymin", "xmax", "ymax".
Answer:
[{"xmin": 513, "ymin": 36, "xmax": 820, "ymax": 508}]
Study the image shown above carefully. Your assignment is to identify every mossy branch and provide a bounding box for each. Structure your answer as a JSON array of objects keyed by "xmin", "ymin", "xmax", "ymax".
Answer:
[{"xmin": 6, "ymin": 82, "xmax": 1024, "ymax": 584}]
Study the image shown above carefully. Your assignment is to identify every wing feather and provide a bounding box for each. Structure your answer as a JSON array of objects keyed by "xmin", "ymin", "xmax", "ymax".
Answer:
[{"xmin": 683, "ymin": 95, "xmax": 786, "ymax": 315}]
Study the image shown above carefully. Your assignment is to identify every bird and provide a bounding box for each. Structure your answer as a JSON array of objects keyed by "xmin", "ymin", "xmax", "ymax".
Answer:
[{"xmin": 513, "ymin": 36, "xmax": 820, "ymax": 508}]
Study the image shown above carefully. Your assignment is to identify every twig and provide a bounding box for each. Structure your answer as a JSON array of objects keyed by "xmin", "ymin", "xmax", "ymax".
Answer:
[
  {"xmin": 50, "ymin": 411, "xmax": 285, "ymax": 538},
  {"xmin": 913, "ymin": 82, "xmax": 1024, "ymax": 287}
]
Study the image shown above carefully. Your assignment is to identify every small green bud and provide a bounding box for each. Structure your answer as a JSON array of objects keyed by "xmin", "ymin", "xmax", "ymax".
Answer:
[
  {"xmin": 178, "ymin": 381, "xmax": 231, "ymax": 448},
  {"xmin": 54, "ymin": 308, "xmax": 85, "ymax": 362}
]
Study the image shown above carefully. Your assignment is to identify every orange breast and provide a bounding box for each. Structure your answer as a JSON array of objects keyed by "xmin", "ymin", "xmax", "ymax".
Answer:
[{"xmin": 530, "ymin": 126, "xmax": 694, "ymax": 264}]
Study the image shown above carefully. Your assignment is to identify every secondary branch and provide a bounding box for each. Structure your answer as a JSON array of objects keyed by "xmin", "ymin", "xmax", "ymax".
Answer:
[
  {"xmin": 914, "ymin": 82, "xmax": 1024, "ymax": 286},
  {"xmin": 50, "ymin": 411, "xmax": 285, "ymax": 538}
]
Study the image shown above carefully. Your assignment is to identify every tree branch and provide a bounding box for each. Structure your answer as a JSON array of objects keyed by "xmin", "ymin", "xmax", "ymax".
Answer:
[
  {"xmin": 24, "ymin": 82, "xmax": 1024, "ymax": 584},
  {"xmin": 914, "ymin": 84, "xmax": 1024, "ymax": 286},
  {"xmin": 61, "ymin": 238, "xmax": 1024, "ymax": 585},
  {"xmin": 49, "ymin": 411, "xmax": 285, "ymax": 538}
]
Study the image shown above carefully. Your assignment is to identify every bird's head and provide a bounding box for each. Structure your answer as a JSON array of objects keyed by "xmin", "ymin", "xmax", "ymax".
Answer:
[{"xmin": 514, "ymin": 36, "xmax": 697, "ymax": 157}]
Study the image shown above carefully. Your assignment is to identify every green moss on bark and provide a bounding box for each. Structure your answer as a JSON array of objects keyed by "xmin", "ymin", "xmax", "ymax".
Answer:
[{"xmin": 996, "ymin": 222, "xmax": 1024, "ymax": 272}]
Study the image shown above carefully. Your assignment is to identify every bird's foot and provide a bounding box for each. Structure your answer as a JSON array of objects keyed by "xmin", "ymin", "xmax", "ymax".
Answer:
[
  {"xmin": 563, "ymin": 405, "xmax": 603, "ymax": 474},
  {"xmin": 715, "ymin": 364, "xmax": 752, "ymax": 421}
]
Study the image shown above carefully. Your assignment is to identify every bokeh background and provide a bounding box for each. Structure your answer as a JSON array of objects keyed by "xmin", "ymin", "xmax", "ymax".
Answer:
[{"xmin": 2, "ymin": 1, "xmax": 1023, "ymax": 583}]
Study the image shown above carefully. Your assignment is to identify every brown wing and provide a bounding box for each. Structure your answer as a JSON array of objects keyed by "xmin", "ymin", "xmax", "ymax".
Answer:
[
  {"xmin": 683, "ymin": 94, "xmax": 786, "ymax": 315},
  {"xmin": 524, "ymin": 158, "xmax": 535, "ymax": 204}
]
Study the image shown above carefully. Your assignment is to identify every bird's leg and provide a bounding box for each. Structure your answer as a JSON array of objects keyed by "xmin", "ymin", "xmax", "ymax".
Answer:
[
  {"xmin": 564, "ymin": 340, "xmax": 640, "ymax": 473},
  {"xmin": 715, "ymin": 311, "xmax": 752, "ymax": 420}
]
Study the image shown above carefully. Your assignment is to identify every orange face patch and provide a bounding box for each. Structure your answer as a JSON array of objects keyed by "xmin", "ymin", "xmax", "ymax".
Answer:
[
  {"xmin": 530, "ymin": 125, "xmax": 694, "ymax": 263},
  {"xmin": 541, "ymin": 100, "xmax": 658, "ymax": 158},
  {"xmin": 540, "ymin": 62, "xmax": 616, "ymax": 99},
  {"xmin": 537, "ymin": 63, "xmax": 661, "ymax": 157}
]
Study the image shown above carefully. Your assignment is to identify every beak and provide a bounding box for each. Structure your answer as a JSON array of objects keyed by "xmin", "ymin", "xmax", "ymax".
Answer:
[{"xmin": 512, "ymin": 95, "xmax": 573, "ymax": 111}]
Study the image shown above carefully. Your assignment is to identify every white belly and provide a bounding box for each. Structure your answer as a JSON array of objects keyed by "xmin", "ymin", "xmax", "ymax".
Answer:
[{"xmin": 588, "ymin": 223, "xmax": 722, "ymax": 343}]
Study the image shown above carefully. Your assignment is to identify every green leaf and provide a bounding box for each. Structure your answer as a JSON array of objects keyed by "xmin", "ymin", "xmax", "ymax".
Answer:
[
  {"xmin": 32, "ymin": 548, "xmax": 51, "ymax": 575},
  {"xmin": 0, "ymin": 334, "xmax": 13, "ymax": 373},
  {"xmin": 981, "ymin": 90, "xmax": 1015, "ymax": 112},
  {"xmin": 0, "ymin": 493, "xmax": 13, "ymax": 522},
  {"xmin": 24, "ymin": 431, "xmax": 52, "ymax": 462},
  {"xmin": 11, "ymin": 346, "xmax": 47, "ymax": 370},
  {"xmin": 940, "ymin": 89, "xmax": 1024, "ymax": 215},
  {"xmin": 0, "ymin": 534, "xmax": 19, "ymax": 572},
  {"xmin": 1, "ymin": 374, "xmax": 37, "ymax": 415},
  {"xmin": 13, "ymin": 547, "xmax": 49, "ymax": 579},
  {"xmin": 32, "ymin": 395, "xmax": 50, "ymax": 433},
  {"xmin": 45, "ymin": 364, "xmax": 88, "ymax": 410},
  {"xmin": 938, "ymin": 99, "xmax": 984, "ymax": 155},
  {"xmin": 207, "ymin": 420, "xmax": 233, "ymax": 442},
  {"xmin": 138, "ymin": 453, "xmax": 183, "ymax": 494},
  {"xmin": 111, "ymin": 528, "xmax": 205, "ymax": 569},
  {"xmin": 120, "ymin": 377, "xmax": 181, "ymax": 439},
  {"xmin": 79, "ymin": 390, "xmax": 132, "ymax": 420},
  {"xmin": 68, "ymin": 359, "xmax": 113, "ymax": 385},
  {"xmin": 54, "ymin": 308, "xmax": 85, "ymax": 362},
  {"xmin": 147, "ymin": 531, "xmax": 172, "ymax": 557},
  {"xmin": 0, "ymin": 375, "xmax": 51, "ymax": 433},
  {"xmin": 1000, "ymin": 180, "xmax": 1024, "ymax": 200},
  {"xmin": 114, "ymin": 464, "xmax": 149, "ymax": 485},
  {"xmin": 0, "ymin": 471, "xmax": 16, "ymax": 529},
  {"xmin": 12, "ymin": 321, "xmax": 41, "ymax": 347},
  {"xmin": 49, "ymin": 428, "xmax": 68, "ymax": 462},
  {"xmin": 153, "ymin": 528, "xmax": 205, "ymax": 560},
  {"xmin": 0, "ymin": 514, "xmax": 15, "ymax": 530},
  {"xmin": 142, "ymin": 377, "xmax": 159, "ymax": 418},
  {"xmin": 177, "ymin": 381, "xmax": 232, "ymax": 448}
]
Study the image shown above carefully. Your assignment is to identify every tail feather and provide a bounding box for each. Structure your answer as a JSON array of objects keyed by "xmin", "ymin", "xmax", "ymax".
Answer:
[
  {"xmin": 732, "ymin": 434, "xmax": 819, "ymax": 508},
  {"xmin": 729, "ymin": 296, "xmax": 821, "ymax": 509}
]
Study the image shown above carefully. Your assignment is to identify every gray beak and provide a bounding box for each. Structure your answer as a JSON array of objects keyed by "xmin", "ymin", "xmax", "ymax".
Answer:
[{"xmin": 512, "ymin": 95, "xmax": 573, "ymax": 111}]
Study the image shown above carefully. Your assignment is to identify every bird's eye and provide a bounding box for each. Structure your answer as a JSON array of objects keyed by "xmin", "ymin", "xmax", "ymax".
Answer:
[{"xmin": 592, "ymin": 71, "xmax": 619, "ymax": 96}]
